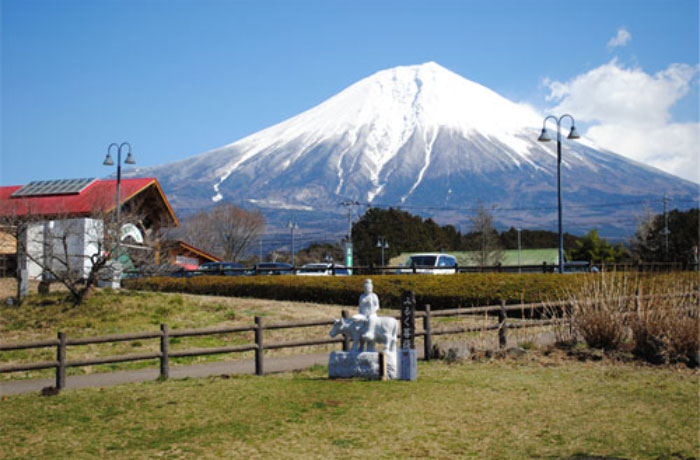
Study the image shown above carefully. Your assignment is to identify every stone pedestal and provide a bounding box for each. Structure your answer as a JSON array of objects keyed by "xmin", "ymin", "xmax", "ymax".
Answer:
[
  {"xmin": 399, "ymin": 349, "xmax": 418, "ymax": 381},
  {"xmin": 329, "ymin": 351, "xmax": 397, "ymax": 380}
]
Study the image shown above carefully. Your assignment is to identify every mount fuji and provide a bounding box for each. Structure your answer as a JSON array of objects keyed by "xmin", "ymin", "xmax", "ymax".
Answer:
[{"xmin": 125, "ymin": 62, "xmax": 697, "ymax": 237}]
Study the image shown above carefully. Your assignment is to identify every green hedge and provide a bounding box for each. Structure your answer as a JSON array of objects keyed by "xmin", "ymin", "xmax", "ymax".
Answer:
[{"xmin": 124, "ymin": 273, "xmax": 586, "ymax": 309}]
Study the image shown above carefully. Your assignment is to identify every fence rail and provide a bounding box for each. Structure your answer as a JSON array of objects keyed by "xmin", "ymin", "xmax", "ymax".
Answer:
[{"xmin": 5, "ymin": 291, "xmax": 692, "ymax": 390}]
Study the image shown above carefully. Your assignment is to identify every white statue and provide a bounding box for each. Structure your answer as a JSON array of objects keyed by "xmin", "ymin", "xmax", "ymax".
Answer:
[
  {"xmin": 329, "ymin": 279, "xmax": 397, "ymax": 353},
  {"xmin": 356, "ymin": 278, "xmax": 379, "ymax": 342}
]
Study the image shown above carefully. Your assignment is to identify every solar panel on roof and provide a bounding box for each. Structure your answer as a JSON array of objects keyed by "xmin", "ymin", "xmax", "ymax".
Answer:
[{"xmin": 11, "ymin": 178, "xmax": 97, "ymax": 198}]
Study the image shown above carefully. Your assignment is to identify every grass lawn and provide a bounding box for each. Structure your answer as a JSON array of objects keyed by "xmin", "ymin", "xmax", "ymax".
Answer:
[
  {"xmin": 1, "ymin": 280, "xmax": 546, "ymax": 382},
  {"xmin": 1, "ymin": 359, "xmax": 697, "ymax": 460}
]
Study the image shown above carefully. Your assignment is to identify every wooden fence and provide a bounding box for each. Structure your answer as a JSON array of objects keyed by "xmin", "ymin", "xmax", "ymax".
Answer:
[{"xmin": 0, "ymin": 299, "xmax": 559, "ymax": 390}]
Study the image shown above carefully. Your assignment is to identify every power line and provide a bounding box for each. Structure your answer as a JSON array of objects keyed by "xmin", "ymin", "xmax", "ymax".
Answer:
[{"xmin": 334, "ymin": 196, "xmax": 698, "ymax": 214}]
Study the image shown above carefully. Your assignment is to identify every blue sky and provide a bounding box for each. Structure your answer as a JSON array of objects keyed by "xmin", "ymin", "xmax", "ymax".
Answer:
[{"xmin": 2, "ymin": 0, "xmax": 699, "ymax": 185}]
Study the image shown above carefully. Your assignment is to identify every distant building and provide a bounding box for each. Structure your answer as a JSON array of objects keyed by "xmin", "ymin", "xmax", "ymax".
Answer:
[{"xmin": 158, "ymin": 240, "xmax": 221, "ymax": 269}]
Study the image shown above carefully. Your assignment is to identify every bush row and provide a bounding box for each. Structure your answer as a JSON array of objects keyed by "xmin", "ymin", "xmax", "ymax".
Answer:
[
  {"xmin": 560, "ymin": 272, "xmax": 699, "ymax": 367},
  {"xmin": 123, "ymin": 273, "xmax": 588, "ymax": 309}
]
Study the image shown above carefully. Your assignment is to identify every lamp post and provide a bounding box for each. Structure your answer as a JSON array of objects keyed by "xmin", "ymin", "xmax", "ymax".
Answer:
[
  {"xmin": 537, "ymin": 115, "xmax": 580, "ymax": 274},
  {"xmin": 103, "ymin": 142, "xmax": 135, "ymax": 259},
  {"xmin": 376, "ymin": 236, "xmax": 389, "ymax": 267},
  {"xmin": 287, "ymin": 220, "xmax": 299, "ymax": 266}
]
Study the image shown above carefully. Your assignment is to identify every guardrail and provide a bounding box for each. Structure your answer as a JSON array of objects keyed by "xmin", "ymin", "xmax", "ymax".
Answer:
[{"xmin": 0, "ymin": 298, "xmax": 561, "ymax": 390}]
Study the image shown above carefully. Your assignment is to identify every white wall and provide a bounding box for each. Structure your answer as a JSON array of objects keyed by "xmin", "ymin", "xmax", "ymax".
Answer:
[{"xmin": 24, "ymin": 218, "xmax": 104, "ymax": 280}]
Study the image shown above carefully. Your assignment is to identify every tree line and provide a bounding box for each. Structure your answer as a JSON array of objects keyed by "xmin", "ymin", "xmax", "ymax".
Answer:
[{"xmin": 349, "ymin": 206, "xmax": 699, "ymax": 267}]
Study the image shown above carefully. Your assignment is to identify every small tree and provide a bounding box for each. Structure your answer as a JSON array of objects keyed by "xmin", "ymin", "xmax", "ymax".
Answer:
[
  {"xmin": 567, "ymin": 229, "xmax": 627, "ymax": 264},
  {"xmin": 1, "ymin": 198, "xmax": 113, "ymax": 305},
  {"xmin": 466, "ymin": 203, "xmax": 503, "ymax": 266}
]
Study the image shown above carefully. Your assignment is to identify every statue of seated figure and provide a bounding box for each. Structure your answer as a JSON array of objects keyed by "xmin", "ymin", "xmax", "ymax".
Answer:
[
  {"xmin": 330, "ymin": 279, "xmax": 397, "ymax": 353},
  {"xmin": 354, "ymin": 278, "xmax": 379, "ymax": 342}
]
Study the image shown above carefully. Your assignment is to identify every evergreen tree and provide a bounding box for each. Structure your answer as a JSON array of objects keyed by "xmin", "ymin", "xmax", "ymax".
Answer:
[
  {"xmin": 567, "ymin": 229, "xmax": 628, "ymax": 263},
  {"xmin": 630, "ymin": 207, "xmax": 699, "ymax": 264}
]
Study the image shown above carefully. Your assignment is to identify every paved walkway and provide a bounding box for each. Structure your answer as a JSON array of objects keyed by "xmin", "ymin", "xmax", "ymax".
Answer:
[{"xmin": 0, "ymin": 352, "xmax": 330, "ymax": 396}]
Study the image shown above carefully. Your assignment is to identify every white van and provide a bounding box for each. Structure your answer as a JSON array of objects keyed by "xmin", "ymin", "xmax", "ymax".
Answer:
[{"xmin": 399, "ymin": 253, "xmax": 458, "ymax": 275}]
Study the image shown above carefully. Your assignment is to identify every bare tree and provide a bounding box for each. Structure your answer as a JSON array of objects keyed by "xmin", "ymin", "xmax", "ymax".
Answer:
[
  {"xmin": 179, "ymin": 203, "xmax": 265, "ymax": 261},
  {"xmin": 0, "ymin": 197, "xmax": 113, "ymax": 305},
  {"xmin": 629, "ymin": 204, "xmax": 659, "ymax": 263},
  {"xmin": 467, "ymin": 203, "xmax": 503, "ymax": 266}
]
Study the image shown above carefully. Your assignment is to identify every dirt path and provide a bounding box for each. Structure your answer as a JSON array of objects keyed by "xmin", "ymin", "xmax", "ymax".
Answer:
[{"xmin": 0, "ymin": 352, "xmax": 331, "ymax": 396}]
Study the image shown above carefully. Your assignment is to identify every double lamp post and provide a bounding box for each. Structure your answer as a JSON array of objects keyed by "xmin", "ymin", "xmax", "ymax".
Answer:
[
  {"xmin": 103, "ymin": 142, "xmax": 135, "ymax": 260},
  {"xmin": 537, "ymin": 115, "xmax": 580, "ymax": 274}
]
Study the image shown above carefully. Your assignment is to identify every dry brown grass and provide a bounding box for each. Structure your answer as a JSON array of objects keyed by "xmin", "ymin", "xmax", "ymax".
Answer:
[
  {"xmin": 630, "ymin": 280, "xmax": 699, "ymax": 365},
  {"xmin": 562, "ymin": 272, "xmax": 699, "ymax": 366}
]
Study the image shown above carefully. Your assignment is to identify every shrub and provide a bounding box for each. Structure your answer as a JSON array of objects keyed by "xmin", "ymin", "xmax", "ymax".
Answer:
[
  {"xmin": 564, "ymin": 272, "xmax": 699, "ymax": 364},
  {"xmin": 567, "ymin": 273, "xmax": 632, "ymax": 350},
  {"xmin": 630, "ymin": 283, "xmax": 699, "ymax": 366},
  {"xmin": 124, "ymin": 273, "xmax": 585, "ymax": 309}
]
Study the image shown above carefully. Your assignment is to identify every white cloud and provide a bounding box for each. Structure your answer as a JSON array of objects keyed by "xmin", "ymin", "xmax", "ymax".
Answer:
[
  {"xmin": 607, "ymin": 27, "xmax": 632, "ymax": 48},
  {"xmin": 545, "ymin": 59, "xmax": 700, "ymax": 183}
]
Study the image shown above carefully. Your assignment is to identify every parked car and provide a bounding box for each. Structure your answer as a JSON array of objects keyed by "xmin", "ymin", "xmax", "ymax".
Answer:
[
  {"xmin": 398, "ymin": 253, "xmax": 458, "ymax": 275},
  {"xmin": 296, "ymin": 263, "xmax": 350, "ymax": 276},
  {"xmin": 195, "ymin": 262, "xmax": 245, "ymax": 276},
  {"xmin": 255, "ymin": 262, "xmax": 293, "ymax": 275}
]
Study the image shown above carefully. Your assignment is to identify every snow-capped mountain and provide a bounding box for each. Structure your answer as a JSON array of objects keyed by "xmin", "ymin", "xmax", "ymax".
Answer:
[{"xmin": 126, "ymin": 62, "xmax": 697, "ymax": 237}]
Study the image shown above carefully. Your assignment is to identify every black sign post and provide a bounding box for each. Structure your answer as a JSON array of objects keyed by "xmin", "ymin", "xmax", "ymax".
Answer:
[
  {"xmin": 399, "ymin": 291, "xmax": 417, "ymax": 380},
  {"xmin": 401, "ymin": 291, "xmax": 416, "ymax": 349}
]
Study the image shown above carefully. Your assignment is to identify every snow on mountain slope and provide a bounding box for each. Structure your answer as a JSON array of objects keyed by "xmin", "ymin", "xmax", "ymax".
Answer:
[{"xmin": 125, "ymin": 62, "xmax": 697, "ymax": 236}]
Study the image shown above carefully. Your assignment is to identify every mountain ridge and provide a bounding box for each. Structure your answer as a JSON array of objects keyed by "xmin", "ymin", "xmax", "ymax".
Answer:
[{"xmin": 125, "ymin": 62, "xmax": 697, "ymax": 238}]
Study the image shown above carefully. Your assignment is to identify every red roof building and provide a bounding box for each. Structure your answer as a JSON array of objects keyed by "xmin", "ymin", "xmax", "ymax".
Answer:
[{"xmin": 0, "ymin": 178, "xmax": 178, "ymax": 228}]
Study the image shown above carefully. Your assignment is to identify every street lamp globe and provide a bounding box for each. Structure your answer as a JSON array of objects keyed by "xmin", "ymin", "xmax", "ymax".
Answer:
[{"xmin": 567, "ymin": 125, "xmax": 581, "ymax": 140}]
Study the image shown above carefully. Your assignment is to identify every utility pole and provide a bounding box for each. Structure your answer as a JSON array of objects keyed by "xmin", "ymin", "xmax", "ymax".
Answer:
[
  {"xmin": 517, "ymin": 228, "xmax": 522, "ymax": 274},
  {"xmin": 340, "ymin": 200, "xmax": 359, "ymax": 273},
  {"xmin": 259, "ymin": 240, "xmax": 264, "ymax": 263},
  {"xmin": 287, "ymin": 221, "xmax": 299, "ymax": 266},
  {"xmin": 663, "ymin": 194, "xmax": 670, "ymax": 260}
]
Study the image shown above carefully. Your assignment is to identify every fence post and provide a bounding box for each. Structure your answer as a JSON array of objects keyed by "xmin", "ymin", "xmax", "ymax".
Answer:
[
  {"xmin": 423, "ymin": 304, "xmax": 432, "ymax": 361},
  {"xmin": 341, "ymin": 310, "xmax": 350, "ymax": 352},
  {"xmin": 498, "ymin": 299, "xmax": 507, "ymax": 349},
  {"xmin": 160, "ymin": 324, "xmax": 170, "ymax": 380},
  {"xmin": 56, "ymin": 331, "xmax": 66, "ymax": 390},
  {"xmin": 255, "ymin": 316, "xmax": 264, "ymax": 376},
  {"xmin": 412, "ymin": 262, "xmax": 417, "ymax": 275}
]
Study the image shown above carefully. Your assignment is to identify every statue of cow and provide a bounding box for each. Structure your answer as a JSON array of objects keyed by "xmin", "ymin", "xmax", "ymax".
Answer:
[{"xmin": 330, "ymin": 316, "xmax": 398, "ymax": 353}]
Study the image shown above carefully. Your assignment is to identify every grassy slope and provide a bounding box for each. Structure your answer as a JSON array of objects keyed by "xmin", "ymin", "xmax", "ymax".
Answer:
[
  {"xmin": 2, "ymin": 360, "xmax": 697, "ymax": 460},
  {"xmin": 0, "ymin": 283, "xmax": 347, "ymax": 380}
]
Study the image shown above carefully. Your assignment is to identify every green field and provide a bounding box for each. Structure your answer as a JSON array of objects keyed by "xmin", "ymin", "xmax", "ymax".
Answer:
[
  {"xmin": 2, "ymin": 359, "xmax": 697, "ymax": 460},
  {"xmin": 391, "ymin": 248, "xmax": 560, "ymax": 266}
]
